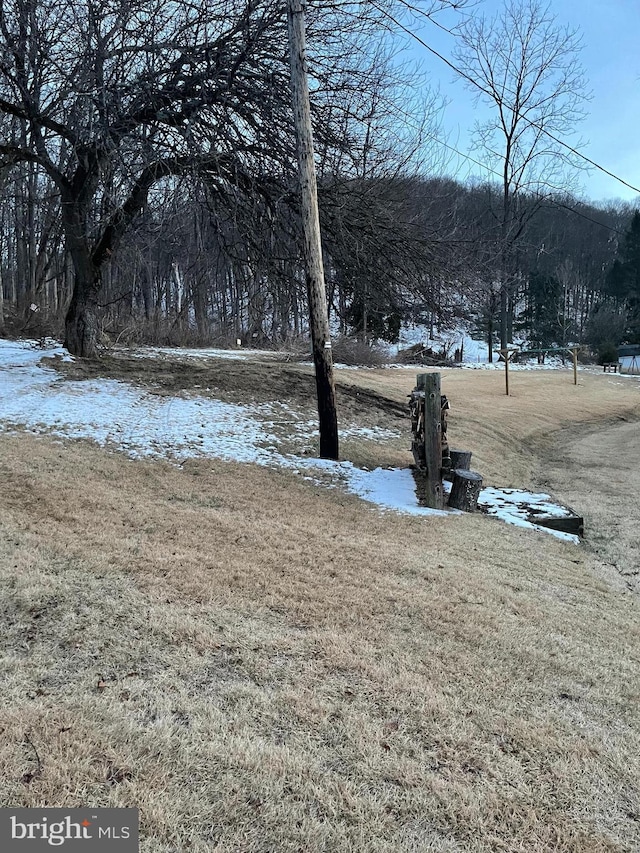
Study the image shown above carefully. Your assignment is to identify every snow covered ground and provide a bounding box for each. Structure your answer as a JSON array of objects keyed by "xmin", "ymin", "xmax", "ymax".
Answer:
[
  {"xmin": 396, "ymin": 322, "xmax": 489, "ymax": 364},
  {"xmin": 0, "ymin": 338, "xmax": 579, "ymax": 542},
  {"xmin": 395, "ymin": 321, "xmax": 594, "ymax": 374},
  {"xmin": 128, "ymin": 344, "xmax": 284, "ymax": 362}
]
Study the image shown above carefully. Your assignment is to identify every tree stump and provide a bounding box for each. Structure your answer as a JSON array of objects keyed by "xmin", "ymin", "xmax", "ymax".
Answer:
[
  {"xmin": 448, "ymin": 469, "xmax": 483, "ymax": 512},
  {"xmin": 445, "ymin": 449, "xmax": 472, "ymax": 481}
]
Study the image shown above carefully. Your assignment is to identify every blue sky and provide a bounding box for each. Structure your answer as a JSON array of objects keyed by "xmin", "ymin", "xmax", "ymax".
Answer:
[{"xmin": 401, "ymin": 0, "xmax": 640, "ymax": 205}]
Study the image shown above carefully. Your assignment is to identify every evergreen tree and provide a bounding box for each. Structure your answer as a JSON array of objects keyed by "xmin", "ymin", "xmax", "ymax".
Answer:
[
  {"xmin": 523, "ymin": 271, "xmax": 562, "ymax": 348},
  {"xmin": 605, "ymin": 210, "xmax": 640, "ymax": 340}
]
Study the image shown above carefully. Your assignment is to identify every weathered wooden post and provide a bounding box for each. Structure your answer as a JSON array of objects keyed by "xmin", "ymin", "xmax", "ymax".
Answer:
[
  {"xmin": 416, "ymin": 372, "xmax": 443, "ymax": 509},
  {"xmin": 572, "ymin": 347, "xmax": 578, "ymax": 386},
  {"xmin": 287, "ymin": 0, "xmax": 338, "ymax": 459}
]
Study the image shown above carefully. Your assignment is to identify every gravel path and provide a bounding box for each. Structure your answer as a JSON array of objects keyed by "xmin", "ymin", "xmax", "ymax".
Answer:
[{"xmin": 538, "ymin": 416, "xmax": 640, "ymax": 592}]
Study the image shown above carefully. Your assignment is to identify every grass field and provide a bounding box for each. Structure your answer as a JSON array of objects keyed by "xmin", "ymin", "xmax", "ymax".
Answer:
[{"xmin": 1, "ymin": 350, "xmax": 639, "ymax": 851}]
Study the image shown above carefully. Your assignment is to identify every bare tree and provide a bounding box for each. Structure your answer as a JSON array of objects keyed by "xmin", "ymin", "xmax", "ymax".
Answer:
[
  {"xmin": 0, "ymin": 0, "xmax": 461, "ymax": 356},
  {"xmin": 454, "ymin": 0, "xmax": 588, "ymax": 349},
  {"xmin": 0, "ymin": 0, "xmax": 314, "ymax": 355}
]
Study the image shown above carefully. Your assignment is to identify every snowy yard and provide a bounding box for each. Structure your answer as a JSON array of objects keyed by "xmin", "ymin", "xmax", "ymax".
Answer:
[{"xmin": 0, "ymin": 338, "xmax": 580, "ymax": 541}]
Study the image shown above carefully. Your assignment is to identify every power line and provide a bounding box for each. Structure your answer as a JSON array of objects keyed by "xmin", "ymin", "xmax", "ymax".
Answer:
[
  {"xmin": 442, "ymin": 139, "xmax": 625, "ymax": 235},
  {"xmin": 393, "ymin": 0, "xmax": 470, "ymax": 38},
  {"xmin": 547, "ymin": 201, "xmax": 625, "ymax": 236},
  {"xmin": 324, "ymin": 3, "xmax": 632, "ymax": 234},
  {"xmin": 368, "ymin": 0, "xmax": 640, "ymax": 197},
  {"xmin": 425, "ymin": 132, "xmax": 627, "ymax": 235},
  {"xmin": 384, "ymin": 88, "xmax": 627, "ymax": 236}
]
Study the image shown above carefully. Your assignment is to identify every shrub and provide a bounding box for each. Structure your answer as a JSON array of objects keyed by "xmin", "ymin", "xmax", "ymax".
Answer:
[
  {"xmin": 585, "ymin": 304, "xmax": 627, "ymax": 350},
  {"xmin": 329, "ymin": 336, "xmax": 389, "ymax": 366},
  {"xmin": 597, "ymin": 341, "xmax": 619, "ymax": 365}
]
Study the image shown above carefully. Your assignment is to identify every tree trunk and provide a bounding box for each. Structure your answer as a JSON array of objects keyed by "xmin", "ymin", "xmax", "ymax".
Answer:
[
  {"xmin": 193, "ymin": 276, "xmax": 208, "ymax": 339},
  {"xmin": 15, "ymin": 189, "xmax": 29, "ymax": 316},
  {"xmin": 139, "ymin": 263, "xmax": 152, "ymax": 320},
  {"xmin": 362, "ymin": 281, "xmax": 368, "ymax": 344},
  {"xmin": 65, "ymin": 284, "xmax": 99, "ymax": 357},
  {"xmin": 61, "ymin": 190, "xmax": 105, "ymax": 357},
  {"xmin": 446, "ymin": 449, "xmax": 472, "ymax": 479},
  {"xmin": 63, "ymin": 233, "xmax": 101, "ymax": 357},
  {"xmin": 0, "ymin": 266, "xmax": 4, "ymax": 335}
]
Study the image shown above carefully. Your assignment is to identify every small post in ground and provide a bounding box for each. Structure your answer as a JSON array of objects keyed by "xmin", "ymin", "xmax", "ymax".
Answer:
[{"xmin": 499, "ymin": 348, "xmax": 510, "ymax": 395}]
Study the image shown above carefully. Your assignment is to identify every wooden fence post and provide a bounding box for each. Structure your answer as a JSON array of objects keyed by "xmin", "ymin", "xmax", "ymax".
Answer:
[
  {"xmin": 499, "ymin": 348, "xmax": 510, "ymax": 396},
  {"xmin": 417, "ymin": 372, "xmax": 443, "ymax": 509}
]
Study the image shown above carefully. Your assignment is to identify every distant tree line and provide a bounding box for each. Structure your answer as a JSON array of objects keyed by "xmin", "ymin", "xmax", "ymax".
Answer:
[
  {"xmin": 0, "ymin": 0, "xmax": 637, "ymax": 361},
  {"xmin": 1, "ymin": 154, "xmax": 634, "ymax": 359}
]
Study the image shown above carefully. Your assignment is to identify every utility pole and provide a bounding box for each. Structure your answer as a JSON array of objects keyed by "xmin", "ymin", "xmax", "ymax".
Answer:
[{"xmin": 287, "ymin": 0, "xmax": 339, "ymax": 460}]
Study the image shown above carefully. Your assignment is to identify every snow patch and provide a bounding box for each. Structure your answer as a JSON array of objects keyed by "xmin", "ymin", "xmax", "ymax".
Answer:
[
  {"xmin": 127, "ymin": 345, "xmax": 283, "ymax": 361},
  {"xmin": 395, "ymin": 322, "xmax": 489, "ymax": 364},
  {"xmin": 478, "ymin": 487, "xmax": 581, "ymax": 544}
]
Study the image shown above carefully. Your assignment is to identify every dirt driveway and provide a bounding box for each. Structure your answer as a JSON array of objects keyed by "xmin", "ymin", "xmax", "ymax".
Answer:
[{"xmin": 536, "ymin": 416, "xmax": 640, "ymax": 592}]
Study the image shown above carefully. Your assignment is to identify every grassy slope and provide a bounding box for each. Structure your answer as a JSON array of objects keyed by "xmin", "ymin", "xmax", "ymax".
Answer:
[{"xmin": 1, "ymin": 357, "xmax": 639, "ymax": 852}]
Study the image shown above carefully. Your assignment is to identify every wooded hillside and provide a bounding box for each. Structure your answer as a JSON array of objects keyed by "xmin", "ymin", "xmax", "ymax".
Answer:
[{"xmin": 0, "ymin": 0, "xmax": 638, "ymax": 359}]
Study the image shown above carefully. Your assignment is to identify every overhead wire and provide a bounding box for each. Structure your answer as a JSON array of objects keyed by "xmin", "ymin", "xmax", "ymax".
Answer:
[
  {"xmin": 366, "ymin": 0, "xmax": 640, "ymax": 196},
  {"xmin": 376, "ymin": 76, "xmax": 627, "ymax": 236}
]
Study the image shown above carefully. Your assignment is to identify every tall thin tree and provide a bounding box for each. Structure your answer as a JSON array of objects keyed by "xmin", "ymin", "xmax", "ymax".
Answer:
[{"xmin": 455, "ymin": 0, "xmax": 588, "ymax": 349}]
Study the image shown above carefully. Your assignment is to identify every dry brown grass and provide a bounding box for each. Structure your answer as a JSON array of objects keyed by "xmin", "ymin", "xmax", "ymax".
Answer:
[
  {"xmin": 333, "ymin": 366, "xmax": 640, "ymax": 484},
  {"xmin": 1, "ymin": 358, "xmax": 640, "ymax": 851}
]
